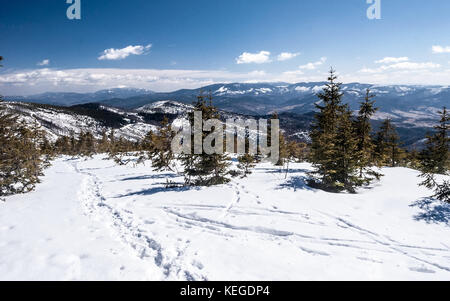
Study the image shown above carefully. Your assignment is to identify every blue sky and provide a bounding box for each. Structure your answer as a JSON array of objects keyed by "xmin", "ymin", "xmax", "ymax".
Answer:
[{"xmin": 1, "ymin": 0, "xmax": 450, "ymax": 94}]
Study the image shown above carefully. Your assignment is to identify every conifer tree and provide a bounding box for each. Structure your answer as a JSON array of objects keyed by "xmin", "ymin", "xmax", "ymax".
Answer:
[
  {"xmin": 0, "ymin": 116, "xmax": 46, "ymax": 197},
  {"xmin": 146, "ymin": 116, "xmax": 175, "ymax": 172},
  {"xmin": 419, "ymin": 107, "xmax": 449, "ymax": 202},
  {"xmin": 54, "ymin": 135, "xmax": 72, "ymax": 155},
  {"xmin": 309, "ymin": 69, "xmax": 360, "ymax": 192},
  {"xmin": 97, "ymin": 129, "xmax": 110, "ymax": 153},
  {"xmin": 108, "ymin": 133, "xmax": 135, "ymax": 165},
  {"xmin": 0, "ymin": 57, "xmax": 48, "ymax": 197},
  {"xmin": 374, "ymin": 119, "xmax": 404, "ymax": 167},
  {"xmin": 406, "ymin": 149, "xmax": 421, "ymax": 170},
  {"xmin": 276, "ymin": 130, "xmax": 289, "ymax": 167},
  {"xmin": 334, "ymin": 105, "xmax": 360, "ymax": 192},
  {"xmin": 354, "ymin": 89, "xmax": 382, "ymax": 184},
  {"xmin": 181, "ymin": 94, "xmax": 231, "ymax": 186},
  {"xmin": 287, "ymin": 141, "xmax": 309, "ymax": 163},
  {"xmin": 237, "ymin": 154, "xmax": 256, "ymax": 178},
  {"xmin": 236, "ymin": 129, "xmax": 258, "ymax": 177},
  {"xmin": 77, "ymin": 131, "xmax": 96, "ymax": 157}
]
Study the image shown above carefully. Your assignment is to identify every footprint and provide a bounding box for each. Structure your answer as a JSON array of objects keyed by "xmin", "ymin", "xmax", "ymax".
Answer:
[
  {"xmin": 192, "ymin": 260, "xmax": 204, "ymax": 270},
  {"xmin": 357, "ymin": 257, "xmax": 383, "ymax": 264},
  {"xmin": 409, "ymin": 266, "xmax": 436, "ymax": 274}
]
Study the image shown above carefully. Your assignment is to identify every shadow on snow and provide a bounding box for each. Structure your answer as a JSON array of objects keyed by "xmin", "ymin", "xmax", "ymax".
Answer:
[
  {"xmin": 119, "ymin": 173, "xmax": 178, "ymax": 181},
  {"xmin": 410, "ymin": 198, "xmax": 450, "ymax": 225},
  {"xmin": 114, "ymin": 183, "xmax": 200, "ymax": 198},
  {"xmin": 276, "ymin": 176, "xmax": 316, "ymax": 192}
]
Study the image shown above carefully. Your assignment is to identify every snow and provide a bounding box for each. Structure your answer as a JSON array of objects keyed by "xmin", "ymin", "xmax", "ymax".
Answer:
[
  {"xmin": 137, "ymin": 101, "xmax": 193, "ymax": 115},
  {"xmin": 2, "ymin": 102, "xmax": 155, "ymax": 142},
  {"xmin": 312, "ymin": 85, "xmax": 327, "ymax": 93},
  {"xmin": 295, "ymin": 86, "xmax": 310, "ymax": 92},
  {"xmin": 1, "ymin": 156, "xmax": 449, "ymax": 280}
]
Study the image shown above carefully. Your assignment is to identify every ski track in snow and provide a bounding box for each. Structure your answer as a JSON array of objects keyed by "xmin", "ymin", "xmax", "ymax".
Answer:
[
  {"xmin": 71, "ymin": 160, "xmax": 207, "ymax": 281},
  {"xmin": 2, "ymin": 155, "xmax": 449, "ymax": 280},
  {"xmin": 72, "ymin": 157, "xmax": 450, "ymax": 279}
]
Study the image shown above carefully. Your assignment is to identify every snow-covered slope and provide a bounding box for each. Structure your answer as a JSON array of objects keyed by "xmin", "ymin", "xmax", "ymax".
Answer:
[
  {"xmin": 1, "ymin": 155, "xmax": 449, "ymax": 280},
  {"xmin": 1, "ymin": 102, "xmax": 158, "ymax": 142},
  {"xmin": 137, "ymin": 100, "xmax": 194, "ymax": 115}
]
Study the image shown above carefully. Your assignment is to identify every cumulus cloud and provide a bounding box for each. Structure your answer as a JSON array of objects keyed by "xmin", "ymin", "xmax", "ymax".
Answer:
[
  {"xmin": 37, "ymin": 59, "xmax": 50, "ymax": 66},
  {"xmin": 375, "ymin": 57, "xmax": 409, "ymax": 64},
  {"xmin": 299, "ymin": 57, "xmax": 327, "ymax": 70},
  {"xmin": 236, "ymin": 51, "xmax": 271, "ymax": 64},
  {"xmin": 98, "ymin": 44, "xmax": 152, "ymax": 60},
  {"xmin": 277, "ymin": 52, "xmax": 300, "ymax": 61},
  {"xmin": 432, "ymin": 45, "xmax": 450, "ymax": 54}
]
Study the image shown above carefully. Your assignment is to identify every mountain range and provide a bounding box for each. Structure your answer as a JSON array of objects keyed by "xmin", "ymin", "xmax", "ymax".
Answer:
[
  {"xmin": 6, "ymin": 82, "xmax": 448, "ymax": 128},
  {"xmin": 3, "ymin": 82, "xmax": 448, "ymax": 149}
]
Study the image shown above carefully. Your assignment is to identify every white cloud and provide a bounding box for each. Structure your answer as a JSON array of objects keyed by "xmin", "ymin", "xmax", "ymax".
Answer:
[
  {"xmin": 360, "ymin": 61, "xmax": 441, "ymax": 74},
  {"xmin": 0, "ymin": 68, "xmax": 276, "ymax": 95},
  {"xmin": 299, "ymin": 57, "xmax": 327, "ymax": 70},
  {"xmin": 98, "ymin": 44, "xmax": 152, "ymax": 60},
  {"xmin": 283, "ymin": 70, "xmax": 304, "ymax": 76},
  {"xmin": 375, "ymin": 57, "xmax": 409, "ymax": 64},
  {"xmin": 432, "ymin": 45, "xmax": 450, "ymax": 54},
  {"xmin": 37, "ymin": 59, "xmax": 50, "ymax": 66},
  {"xmin": 277, "ymin": 52, "xmax": 300, "ymax": 61},
  {"xmin": 389, "ymin": 62, "xmax": 440, "ymax": 70},
  {"xmin": 236, "ymin": 51, "xmax": 271, "ymax": 64},
  {"xmin": 2, "ymin": 64, "xmax": 450, "ymax": 96}
]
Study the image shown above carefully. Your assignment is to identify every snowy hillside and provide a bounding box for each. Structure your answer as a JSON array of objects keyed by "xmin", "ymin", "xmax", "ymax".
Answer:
[
  {"xmin": 1, "ymin": 155, "xmax": 449, "ymax": 280},
  {"xmin": 1, "ymin": 102, "xmax": 158, "ymax": 142},
  {"xmin": 137, "ymin": 100, "xmax": 194, "ymax": 115}
]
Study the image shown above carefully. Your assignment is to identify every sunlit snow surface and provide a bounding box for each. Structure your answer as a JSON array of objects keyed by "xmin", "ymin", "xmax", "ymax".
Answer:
[{"xmin": 1, "ymin": 155, "xmax": 449, "ymax": 280}]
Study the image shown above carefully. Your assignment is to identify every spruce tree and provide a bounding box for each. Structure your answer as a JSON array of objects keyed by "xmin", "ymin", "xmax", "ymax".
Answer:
[
  {"xmin": 146, "ymin": 116, "xmax": 175, "ymax": 172},
  {"xmin": 237, "ymin": 154, "xmax": 256, "ymax": 178},
  {"xmin": 108, "ymin": 134, "xmax": 135, "ymax": 165},
  {"xmin": 181, "ymin": 94, "xmax": 231, "ymax": 186},
  {"xmin": 287, "ymin": 141, "xmax": 308, "ymax": 163},
  {"xmin": 97, "ymin": 129, "xmax": 110, "ymax": 153},
  {"xmin": 309, "ymin": 69, "xmax": 360, "ymax": 192},
  {"xmin": 419, "ymin": 107, "xmax": 449, "ymax": 202},
  {"xmin": 55, "ymin": 135, "xmax": 71, "ymax": 155},
  {"xmin": 236, "ymin": 129, "xmax": 257, "ymax": 178},
  {"xmin": 354, "ymin": 89, "xmax": 382, "ymax": 184},
  {"xmin": 374, "ymin": 119, "xmax": 404, "ymax": 167},
  {"xmin": 0, "ymin": 115, "xmax": 46, "ymax": 197},
  {"xmin": 334, "ymin": 105, "xmax": 360, "ymax": 192}
]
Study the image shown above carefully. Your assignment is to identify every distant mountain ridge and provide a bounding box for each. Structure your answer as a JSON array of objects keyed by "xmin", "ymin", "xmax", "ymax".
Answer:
[
  {"xmin": 6, "ymin": 88, "xmax": 155, "ymax": 106},
  {"xmin": 6, "ymin": 82, "xmax": 449, "ymax": 129}
]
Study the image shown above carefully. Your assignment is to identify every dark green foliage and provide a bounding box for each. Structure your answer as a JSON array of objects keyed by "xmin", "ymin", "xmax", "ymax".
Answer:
[
  {"xmin": 354, "ymin": 89, "xmax": 383, "ymax": 184},
  {"xmin": 419, "ymin": 107, "xmax": 449, "ymax": 202},
  {"xmin": 0, "ymin": 112, "xmax": 48, "ymax": 197},
  {"xmin": 374, "ymin": 119, "xmax": 404, "ymax": 167},
  {"xmin": 76, "ymin": 131, "xmax": 96, "ymax": 157},
  {"xmin": 0, "ymin": 56, "xmax": 46, "ymax": 197},
  {"xmin": 107, "ymin": 131, "xmax": 137, "ymax": 165},
  {"xmin": 309, "ymin": 69, "xmax": 362, "ymax": 193},
  {"xmin": 237, "ymin": 153, "xmax": 256, "ymax": 178},
  {"xmin": 181, "ymin": 94, "xmax": 231, "ymax": 186},
  {"xmin": 140, "ymin": 116, "xmax": 175, "ymax": 171}
]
